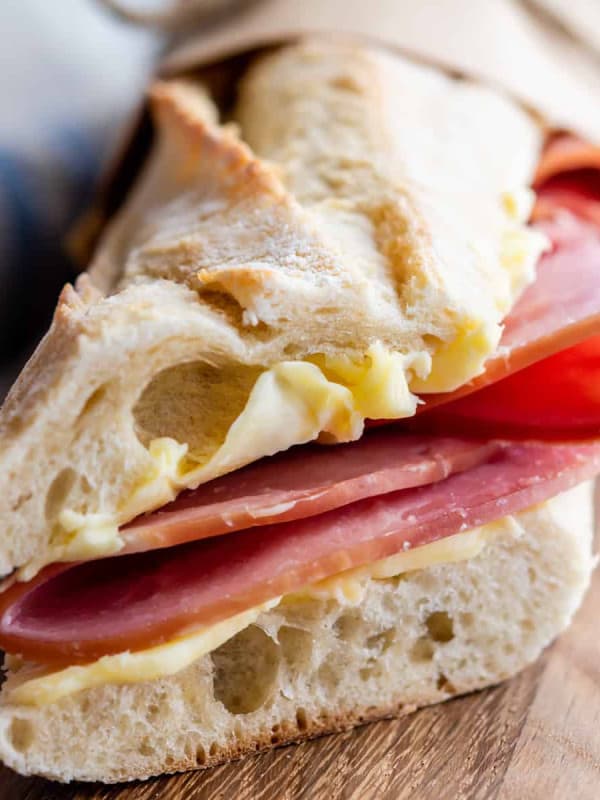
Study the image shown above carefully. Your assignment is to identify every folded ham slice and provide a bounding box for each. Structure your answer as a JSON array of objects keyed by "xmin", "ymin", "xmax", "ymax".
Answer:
[
  {"xmin": 534, "ymin": 175, "xmax": 600, "ymax": 228},
  {"xmin": 122, "ymin": 434, "xmax": 498, "ymax": 554},
  {"xmin": 533, "ymin": 133, "xmax": 600, "ymax": 229},
  {"xmin": 534, "ymin": 134, "xmax": 600, "ymax": 186},
  {"xmin": 1, "ymin": 439, "xmax": 598, "ymax": 665}
]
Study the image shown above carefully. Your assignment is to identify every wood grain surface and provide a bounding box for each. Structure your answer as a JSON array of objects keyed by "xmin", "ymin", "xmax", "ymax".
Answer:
[{"xmin": 0, "ymin": 537, "xmax": 598, "ymax": 800}]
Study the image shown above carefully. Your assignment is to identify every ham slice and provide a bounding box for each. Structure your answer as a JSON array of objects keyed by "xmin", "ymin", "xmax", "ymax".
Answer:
[
  {"xmin": 534, "ymin": 134, "xmax": 600, "ymax": 186},
  {"xmin": 121, "ymin": 433, "xmax": 498, "ymax": 554},
  {"xmin": 533, "ymin": 133, "xmax": 600, "ymax": 230},
  {"xmin": 533, "ymin": 175, "xmax": 600, "ymax": 228},
  {"xmin": 1, "ymin": 439, "xmax": 598, "ymax": 665}
]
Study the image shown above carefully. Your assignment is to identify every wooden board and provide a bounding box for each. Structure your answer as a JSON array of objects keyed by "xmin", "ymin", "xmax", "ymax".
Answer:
[{"xmin": 0, "ymin": 495, "xmax": 599, "ymax": 800}]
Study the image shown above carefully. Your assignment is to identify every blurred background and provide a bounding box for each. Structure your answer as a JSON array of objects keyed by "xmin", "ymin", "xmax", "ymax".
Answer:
[{"xmin": 0, "ymin": 0, "xmax": 160, "ymax": 393}]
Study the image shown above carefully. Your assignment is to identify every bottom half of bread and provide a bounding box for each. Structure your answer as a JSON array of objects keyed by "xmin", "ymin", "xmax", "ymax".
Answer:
[{"xmin": 0, "ymin": 482, "xmax": 594, "ymax": 783}]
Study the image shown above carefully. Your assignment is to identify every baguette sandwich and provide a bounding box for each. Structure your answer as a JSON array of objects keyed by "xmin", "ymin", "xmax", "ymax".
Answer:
[{"xmin": 0, "ymin": 40, "xmax": 599, "ymax": 783}]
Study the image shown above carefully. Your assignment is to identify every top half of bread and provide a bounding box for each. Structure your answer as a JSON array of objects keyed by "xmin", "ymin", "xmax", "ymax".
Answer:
[{"xmin": 0, "ymin": 39, "xmax": 546, "ymax": 578}]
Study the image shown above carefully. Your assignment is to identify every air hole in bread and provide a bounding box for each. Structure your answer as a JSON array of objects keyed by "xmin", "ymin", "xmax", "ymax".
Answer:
[
  {"xmin": 79, "ymin": 475, "xmax": 93, "ymax": 495},
  {"xmin": 316, "ymin": 662, "xmax": 339, "ymax": 692},
  {"xmin": 209, "ymin": 742, "xmax": 219, "ymax": 757},
  {"xmin": 9, "ymin": 491, "xmax": 32, "ymax": 513},
  {"xmin": 459, "ymin": 612, "xmax": 475, "ymax": 628},
  {"xmin": 278, "ymin": 625, "xmax": 313, "ymax": 671},
  {"xmin": 76, "ymin": 384, "xmax": 108, "ymax": 423},
  {"xmin": 436, "ymin": 673, "xmax": 456, "ymax": 693},
  {"xmin": 79, "ymin": 697, "xmax": 91, "ymax": 714},
  {"xmin": 410, "ymin": 636, "xmax": 435, "ymax": 663},
  {"xmin": 366, "ymin": 628, "xmax": 395, "ymax": 654},
  {"xmin": 212, "ymin": 624, "xmax": 280, "ymax": 714},
  {"xmin": 164, "ymin": 754, "xmax": 175, "ymax": 767},
  {"xmin": 333, "ymin": 611, "xmax": 363, "ymax": 642},
  {"xmin": 8, "ymin": 719, "xmax": 33, "ymax": 753},
  {"xmin": 138, "ymin": 738, "xmax": 154, "ymax": 757},
  {"xmin": 147, "ymin": 703, "xmax": 160, "ymax": 721},
  {"xmin": 425, "ymin": 611, "xmax": 454, "ymax": 643},
  {"xmin": 45, "ymin": 468, "xmax": 79, "ymax": 522},
  {"xmin": 328, "ymin": 73, "xmax": 363, "ymax": 93},
  {"xmin": 296, "ymin": 708, "xmax": 308, "ymax": 732},
  {"xmin": 133, "ymin": 361, "xmax": 262, "ymax": 463},
  {"xmin": 195, "ymin": 744, "xmax": 207, "ymax": 765}
]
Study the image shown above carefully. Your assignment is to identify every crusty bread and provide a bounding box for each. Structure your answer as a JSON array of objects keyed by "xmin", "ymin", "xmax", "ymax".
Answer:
[
  {"xmin": 0, "ymin": 40, "xmax": 545, "ymax": 581},
  {"xmin": 0, "ymin": 483, "xmax": 593, "ymax": 783}
]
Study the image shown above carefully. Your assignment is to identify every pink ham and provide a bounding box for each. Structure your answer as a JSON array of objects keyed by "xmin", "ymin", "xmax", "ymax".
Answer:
[
  {"xmin": 534, "ymin": 134, "xmax": 600, "ymax": 186},
  {"xmin": 1, "ymin": 439, "xmax": 598, "ymax": 665},
  {"xmin": 122, "ymin": 433, "xmax": 499, "ymax": 554},
  {"xmin": 533, "ymin": 175, "xmax": 600, "ymax": 228}
]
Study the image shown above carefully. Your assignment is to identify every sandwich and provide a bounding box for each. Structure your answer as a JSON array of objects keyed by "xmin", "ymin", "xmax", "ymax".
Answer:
[{"xmin": 0, "ymin": 39, "xmax": 598, "ymax": 783}]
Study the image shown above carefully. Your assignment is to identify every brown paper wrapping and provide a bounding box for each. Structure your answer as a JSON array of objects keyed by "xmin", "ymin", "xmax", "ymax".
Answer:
[
  {"xmin": 72, "ymin": 0, "xmax": 599, "ymax": 263},
  {"xmin": 163, "ymin": 0, "xmax": 600, "ymax": 140}
]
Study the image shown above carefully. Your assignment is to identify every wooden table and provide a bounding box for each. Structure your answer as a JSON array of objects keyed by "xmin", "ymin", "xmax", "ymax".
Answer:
[{"xmin": 1, "ymin": 497, "xmax": 598, "ymax": 800}]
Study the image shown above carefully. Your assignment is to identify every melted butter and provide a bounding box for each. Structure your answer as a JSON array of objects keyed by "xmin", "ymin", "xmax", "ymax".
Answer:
[
  {"xmin": 412, "ymin": 187, "xmax": 548, "ymax": 394},
  {"xmin": 499, "ymin": 188, "xmax": 549, "ymax": 303},
  {"xmin": 410, "ymin": 317, "xmax": 501, "ymax": 394},
  {"xmin": 16, "ymin": 512, "xmax": 124, "ymax": 583},
  {"xmin": 291, "ymin": 515, "xmax": 523, "ymax": 605},
  {"xmin": 313, "ymin": 342, "xmax": 431, "ymax": 419},
  {"xmin": 122, "ymin": 438, "xmax": 190, "ymax": 521}
]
